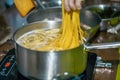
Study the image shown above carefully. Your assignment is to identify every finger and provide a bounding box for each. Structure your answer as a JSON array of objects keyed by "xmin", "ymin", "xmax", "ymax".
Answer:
[
  {"xmin": 75, "ymin": 0, "xmax": 84, "ymax": 10},
  {"xmin": 64, "ymin": 0, "xmax": 70, "ymax": 12},
  {"xmin": 69, "ymin": 0, "xmax": 76, "ymax": 10}
]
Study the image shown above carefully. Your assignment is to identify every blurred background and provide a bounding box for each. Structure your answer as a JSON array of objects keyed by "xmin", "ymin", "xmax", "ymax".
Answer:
[{"xmin": 0, "ymin": 0, "xmax": 120, "ymax": 80}]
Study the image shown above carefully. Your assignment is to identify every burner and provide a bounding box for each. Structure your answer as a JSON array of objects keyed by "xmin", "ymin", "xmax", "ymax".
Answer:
[{"xmin": 0, "ymin": 49, "xmax": 97, "ymax": 80}]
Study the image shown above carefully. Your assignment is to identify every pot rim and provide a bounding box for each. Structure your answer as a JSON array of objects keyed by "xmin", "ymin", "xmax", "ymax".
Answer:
[
  {"xmin": 13, "ymin": 21, "xmax": 85, "ymax": 53},
  {"xmin": 15, "ymin": 42, "xmax": 84, "ymax": 53}
]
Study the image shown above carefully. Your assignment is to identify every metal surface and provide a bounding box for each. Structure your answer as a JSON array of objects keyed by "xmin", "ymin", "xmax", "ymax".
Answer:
[
  {"xmin": 85, "ymin": 42, "xmax": 120, "ymax": 49},
  {"xmin": 13, "ymin": 21, "xmax": 87, "ymax": 80},
  {"xmin": 84, "ymin": 4, "xmax": 120, "ymax": 31},
  {"xmin": 27, "ymin": 7, "xmax": 62, "ymax": 23},
  {"xmin": 35, "ymin": 0, "xmax": 62, "ymax": 9},
  {"xmin": 27, "ymin": 8, "xmax": 101, "ymax": 27},
  {"xmin": 84, "ymin": 4, "xmax": 120, "ymax": 19},
  {"xmin": 35, "ymin": 0, "xmax": 46, "ymax": 9}
]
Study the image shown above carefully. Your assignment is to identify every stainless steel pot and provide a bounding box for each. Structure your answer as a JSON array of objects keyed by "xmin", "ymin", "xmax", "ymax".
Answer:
[
  {"xmin": 27, "ymin": 7, "xmax": 62, "ymax": 23},
  {"xmin": 13, "ymin": 21, "xmax": 120, "ymax": 80},
  {"xmin": 13, "ymin": 21, "xmax": 87, "ymax": 80}
]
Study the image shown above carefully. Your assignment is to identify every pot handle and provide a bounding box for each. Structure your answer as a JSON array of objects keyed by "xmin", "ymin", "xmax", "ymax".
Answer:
[{"xmin": 84, "ymin": 42, "xmax": 120, "ymax": 50}]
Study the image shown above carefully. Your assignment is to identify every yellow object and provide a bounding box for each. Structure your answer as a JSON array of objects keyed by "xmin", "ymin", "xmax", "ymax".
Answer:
[
  {"xmin": 116, "ymin": 48, "xmax": 120, "ymax": 80},
  {"xmin": 52, "ymin": 0, "xmax": 86, "ymax": 50},
  {"xmin": 14, "ymin": 0, "xmax": 35, "ymax": 17}
]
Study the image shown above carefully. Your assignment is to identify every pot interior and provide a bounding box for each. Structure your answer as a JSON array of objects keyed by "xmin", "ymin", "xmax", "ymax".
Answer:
[
  {"xmin": 14, "ymin": 21, "xmax": 87, "ymax": 52},
  {"xmin": 13, "ymin": 21, "xmax": 61, "ymax": 42}
]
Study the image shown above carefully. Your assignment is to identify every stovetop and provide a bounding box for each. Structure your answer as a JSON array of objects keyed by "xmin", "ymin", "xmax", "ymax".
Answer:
[{"xmin": 0, "ymin": 49, "xmax": 97, "ymax": 80}]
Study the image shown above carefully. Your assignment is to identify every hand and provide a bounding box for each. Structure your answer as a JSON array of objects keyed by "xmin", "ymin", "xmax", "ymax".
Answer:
[{"xmin": 64, "ymin": 0, "xmax": 84, "ymax": 12}]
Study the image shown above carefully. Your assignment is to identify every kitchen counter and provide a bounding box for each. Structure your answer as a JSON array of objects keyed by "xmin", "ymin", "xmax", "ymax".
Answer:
[
  {"xmin": 0, "ymin": 3, "xmax": 120, "ymax": 80},
  {"xmin": 90, "ymin": 31, "xmax": 120, "ymax": 80}
]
